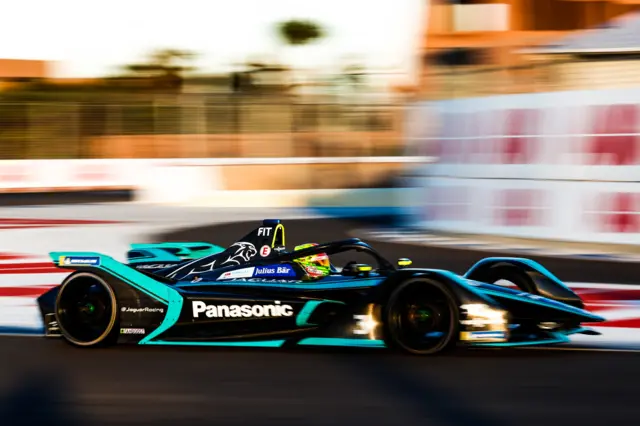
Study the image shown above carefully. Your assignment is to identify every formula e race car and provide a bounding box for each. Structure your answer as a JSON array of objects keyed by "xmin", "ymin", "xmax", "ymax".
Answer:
[{"xmin": 37, "ymin": 219, "xmax": 605, "ymax": 355}]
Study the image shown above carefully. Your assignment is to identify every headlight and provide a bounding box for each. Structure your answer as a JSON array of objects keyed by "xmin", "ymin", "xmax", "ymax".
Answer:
[{"xmin": 460, "ymin": 304, "xmax": 507, "ymax": 326}]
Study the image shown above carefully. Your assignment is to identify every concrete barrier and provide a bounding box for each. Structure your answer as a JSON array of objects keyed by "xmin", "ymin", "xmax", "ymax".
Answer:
[
  {"xmin": 133, "ymin": 157, "xmax": 432, "ymax": 207},
  {"xmin": 0, "ymin": 157, "xmax": 433, "ymax": 216},
  {"xmin": 156, "ymin": 188, "xmax": 416, "ymax": 216}
]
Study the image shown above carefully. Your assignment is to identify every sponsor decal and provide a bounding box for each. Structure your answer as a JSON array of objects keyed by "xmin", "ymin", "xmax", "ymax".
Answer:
[
  {"xmin": 274, "ymin": 246, "xmax": 286, "ymax": 252},
  {"xmin": 304, "ymin": 266, "xmax": 326, "ymax": 277},
  {"xmin": 494, "ymin": 189, "xmax": 545, "ymax": 227},
  {"xmin": 257, "ymin": 227, "xmax": 272, "ymax": 237},
  {"xmin": 253, "ymin": 265, "xmax": 296, "ymax": 277},
  {"xmin": 221, "ymin": 242, "xmax": 258, "ymax": 266},
  {"xmin": 120, "ymin": 328, "xmax": 146, "ymax": 335},
  {"xmin": 353, "ymin": 314, "xmax": 377, "ymax": 335},
  {"xmin": 591, "ymin": 192, "xmax": 640, "ymax": 233},
  {"xmin": 121, "ymin": 307, "xmax": 165, "ymax": 314},
  {"xmin": 59, "ymin": 256, "xmax": 101, "ymax": 266},
  {"xmin": 134, "ymin": 264, "xmax": 176, "ymax": 270},
  {"xmin": 172, "ymin": 242, "xmax": 258, "ymax": 279},
  {"xmin": 45, "ymin": 317, "xmax": 60, "ymax": 333},
  {"xmin": 460, "ymin": 331, "xmax": 506, "ymax": 341},
  {"xmin": 230, "ymin": 278, "xmax": 296, "ymax": 283},
  {"xmin": 192, "ymin": 300, "xmax": 294, "ymax": 319},
  {"xmin": 218, "ymin": 267, "xmax": 255, "ymax": 280},
  {"xmin": 260, "ymin": 245, "xmax": 271, "ymax": 257}
]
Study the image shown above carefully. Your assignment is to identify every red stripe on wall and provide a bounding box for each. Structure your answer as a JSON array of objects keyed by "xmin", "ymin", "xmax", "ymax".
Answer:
[{"xmin": 0, "ymin": 262, "xmax": 70, "ymax": 274}]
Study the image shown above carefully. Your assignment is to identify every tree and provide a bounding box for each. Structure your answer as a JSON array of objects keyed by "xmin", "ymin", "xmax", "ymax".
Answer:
[
  {"xmin": 342, "ymin": 63, "xmax": 365, "ymax": 86},
  {"xmin": 123, "ymin": 48, "xmax": 197, "ymax": 91},
  {"xmin": 274, "ymin": 19, "xmax": 325, "ymax": 91},
  {"xmin": 276, "ymin": 19, "xmax": 325, "ymax": 46}
]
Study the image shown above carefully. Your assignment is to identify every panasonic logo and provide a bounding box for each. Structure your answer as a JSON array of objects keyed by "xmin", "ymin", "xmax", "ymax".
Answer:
[{"xmin": 192, "ymin": 300, "xmax": 294, "ymax": 319}]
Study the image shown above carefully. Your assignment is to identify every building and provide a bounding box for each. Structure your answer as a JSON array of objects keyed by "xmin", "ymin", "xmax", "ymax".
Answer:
[
  {"xmin": 421, "ymin": 0, "xmax": 640, "ymax": 98},
  {"xmin": 0, "ymin": 58, "xmax": 52, "ymax": 90}
]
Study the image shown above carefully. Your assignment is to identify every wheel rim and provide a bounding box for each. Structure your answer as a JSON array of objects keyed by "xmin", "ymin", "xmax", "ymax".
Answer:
[
  {"xmin": 388, "ymin": 283, "xmax": 454, "ymax": 353},
  {"xmin": 56, "ymin": 275, "xmax": 116, "ymax": 345}
]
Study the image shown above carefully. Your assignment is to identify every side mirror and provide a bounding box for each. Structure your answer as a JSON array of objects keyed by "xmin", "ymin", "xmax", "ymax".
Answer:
[
  {"xmin": 398, "ymin": 258, "xmax": 412, "ymax": 268},
  {"xmin": 356, "ymin": 264, "xmax": 372, "ymax": 273},
  {"xmin": 342, "ymin": 263, "xmax": 373, "ymax": 276}
]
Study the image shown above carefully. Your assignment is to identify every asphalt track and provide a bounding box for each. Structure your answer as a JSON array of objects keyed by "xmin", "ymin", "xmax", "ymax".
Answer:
[{"xmin": 2, "ymin": 217, "xmax": 640, "ymax": 426}]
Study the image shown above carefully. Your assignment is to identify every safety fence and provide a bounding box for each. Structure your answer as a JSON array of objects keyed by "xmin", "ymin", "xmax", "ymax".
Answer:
[{"xmin": 0, "ymin": 93, "xmax": 406, "ymax": 160}]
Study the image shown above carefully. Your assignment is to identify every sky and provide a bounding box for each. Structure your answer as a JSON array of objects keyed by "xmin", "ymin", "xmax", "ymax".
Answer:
[{"xmin": 0, "ymin": 0, "xmax": 427, "ymax": 82}]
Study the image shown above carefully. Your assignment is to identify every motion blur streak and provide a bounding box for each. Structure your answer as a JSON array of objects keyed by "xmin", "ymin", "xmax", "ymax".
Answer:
[{"xmin": 3, "ymin": 1, "xmax": 640, "ymax": 425}]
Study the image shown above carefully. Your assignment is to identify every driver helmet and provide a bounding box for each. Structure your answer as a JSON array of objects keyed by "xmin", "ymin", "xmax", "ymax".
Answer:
[{"xmin": 293, "ymin": 243, "xmax": 330, "ymax": 278}]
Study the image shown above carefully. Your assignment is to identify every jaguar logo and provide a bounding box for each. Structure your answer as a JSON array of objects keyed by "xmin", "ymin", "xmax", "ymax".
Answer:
[
  {"xmin": 185, "ymin": 242, "xmax": 258, "ymax": 277},
  {"xmin": 167, "ymin": 242, "xmax": 259, "ymax": 278},
  {"xmin": 221, "ymin": 242, "xmax": 258, "ymax": 266},
  {"xmin": 188, "ymin": 259, "xmax": 217, "ymax": 276}
]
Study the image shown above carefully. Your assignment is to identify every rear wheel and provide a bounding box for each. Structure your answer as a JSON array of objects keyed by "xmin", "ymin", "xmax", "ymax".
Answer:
[
  {"xmin": 383, "ymin": 278, "xmax": 459, "ymax": 355},
  {"xmin": 55, "ymin": 272, "xmax": 119, "ymax": 347}
]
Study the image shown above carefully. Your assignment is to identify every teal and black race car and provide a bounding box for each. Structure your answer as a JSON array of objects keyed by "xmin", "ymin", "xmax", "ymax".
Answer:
[{"xmin": 37, "ymin": 219, "xmax": 605, "ymax": 355}]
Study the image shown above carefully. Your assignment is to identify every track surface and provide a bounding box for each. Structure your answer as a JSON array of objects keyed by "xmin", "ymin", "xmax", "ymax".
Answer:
[{"xmin": 2, "ymin": 218, "xmax": 640, "ymax": 426}]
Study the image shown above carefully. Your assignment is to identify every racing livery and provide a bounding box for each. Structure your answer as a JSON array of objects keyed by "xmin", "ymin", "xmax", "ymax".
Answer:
[
  {"xmin": 37, "ymin": 220, "xmax": 605, "ymax": 355},
  {"xmin": 126, "ymin": 242, "xmax": 225, "ymax": 272}
]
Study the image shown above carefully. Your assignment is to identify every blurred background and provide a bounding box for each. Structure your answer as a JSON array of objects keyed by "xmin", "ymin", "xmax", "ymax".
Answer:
[
  {"xmin": 0, "ymin": 0, "xmax": 426, "ymax": 160},
  {"xmin": 4, "ymin": 2, "xmax": 640, "ymax": 425},
  {"xmin": 3, "ymin": 0, "xmax": 640, "ymax": 158},
  {"xmin": 2, "ymin": 0, "xmax": 640, "ymax": 236}
]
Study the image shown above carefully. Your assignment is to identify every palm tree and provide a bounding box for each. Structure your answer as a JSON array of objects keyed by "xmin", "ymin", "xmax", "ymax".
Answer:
[
  {"xmin": 275, "ymin": 19, "xmax": 325, "ymax": 90},
  {"xmin": 123, "ymin": 48, "xmax": 197, "ymax": 91},
  {"xmin": 276, "ymin": 20, "xmax": 324, "ymax": 46}
]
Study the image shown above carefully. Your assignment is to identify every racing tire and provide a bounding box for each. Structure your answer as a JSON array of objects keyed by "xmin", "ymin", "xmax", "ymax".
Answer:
[
  {"xmin": 383, "ymin": 278, "xmax": 459, "ymax": 356},
  {"xmin": 55, "ymin": 272, "xmax": 119, "ymax": 348}
]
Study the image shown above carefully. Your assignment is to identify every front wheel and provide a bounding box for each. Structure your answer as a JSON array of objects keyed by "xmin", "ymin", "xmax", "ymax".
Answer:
[
  {"xmin": 382, "ymin": 278, "xmax": 459, "ymax": 355},
  {"xmin": 55, "ymin": 272, "xmax": 119, "ymax": 347}
]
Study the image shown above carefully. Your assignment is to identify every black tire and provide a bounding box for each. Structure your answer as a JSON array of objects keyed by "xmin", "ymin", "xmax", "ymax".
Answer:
[
  {"xmin": 483, "ymin": 265, "xmax": 536, "ymax": 294},
  {"xmin": 55, "ymin": 272, "xmax": 119, "ymax": 348},
  {"xmin": 383, "ymin": 278, "xmax": 459, "ymax": 355}
]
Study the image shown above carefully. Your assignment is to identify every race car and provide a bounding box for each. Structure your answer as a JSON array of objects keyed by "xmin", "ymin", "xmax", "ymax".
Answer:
[{"xmin": 37, "ymin": 219, "xmax": 605, "ymax": 355}]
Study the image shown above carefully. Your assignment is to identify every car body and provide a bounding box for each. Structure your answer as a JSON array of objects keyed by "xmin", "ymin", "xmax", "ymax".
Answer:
[
  {"xmin": 37, "ymin": 219, "xmax": 605, "ymax": 355},
  {"xmin": 126, "ymin": 242, "xmax": 225, "ymax": 272}
]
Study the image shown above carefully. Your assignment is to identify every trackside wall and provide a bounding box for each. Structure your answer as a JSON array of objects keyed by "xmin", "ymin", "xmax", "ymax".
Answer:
[
  {"xmin": 0, "ymin": 157, "xmax": 433, "ymax": 214},
  {"xmin": 405, "ymin": 87, "xmax": 640, "ymax": 245}
]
